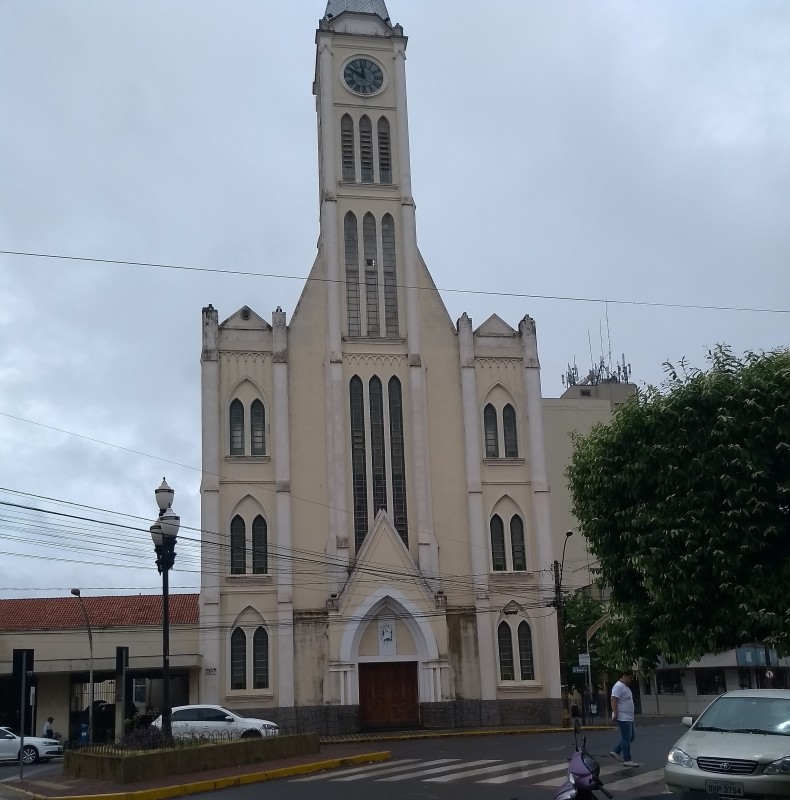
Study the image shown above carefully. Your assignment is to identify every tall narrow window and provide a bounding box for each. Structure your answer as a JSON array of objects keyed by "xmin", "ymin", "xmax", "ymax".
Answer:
[
  {"xmin": 341, "ymin": 114, "xmax": 355, "ymax": 182},
  {"xmin": 511, "ymin": 515, "xmax": 526, "ymax": 571},
  {"xmin": 350, "ymin": 377, "xmax": 369, "ymax": 550},
  {"xmin": 369, "ymin": 377, "xmax": 387, "ymax": 517},
  {"xmin": 230, "ymin": 515, "xmax": 246, "ymax": 574},
  {"xmin": 382, "ymin": 214, "xmax": 399, "ymax": 337},
  {"xmin": 490, "ymin": 515, "xmax": 506, "ymax": 571},
  {"xmin": 230, "ymin": 399, "xmax": 244, "ymax": 455},
  {"xmin": 498, "ymin": 622, "xmax": 515, "ymax": 681},
  {"xmin": 518, "ymin": 621, "xmax": 535, "ymax": 680},
  {"xmin": 363, "ymin": 213, "xmax": 380, "ymax": 337},
  {"xmin": 253, "ymin": 627, "xmax": 269, "ymax": 689},
  {"xmin": 503, "ymin": 404, "xmax": 518, "ymax": 457},
  {"xmin": 484, "ymin": 404, "xmax": 499, "ymax": 458},
  {"xmin": 345, "ymin": 212, "xmax": 361, "ymax": 336},
  {"xmin": 231, "ymin": 628, "xmax": 246, "ymax": 689},
  {"xmin": 359, "ymin": 115, "xmax": 373, "ymax": 183},
  {"xmin": 388, "ymin": 377, "xmax": 408, "ymax": 545},
  {"xmin": 252, "ymin": 515, "xmax": 268, "ymax": 575},
  {"xmin": 377, "ymin": 117, "xmax": 391, "ymax": 183},
  {"xmin": 251, "ymin": 400, "xmax": 265, "ymax": 455}
]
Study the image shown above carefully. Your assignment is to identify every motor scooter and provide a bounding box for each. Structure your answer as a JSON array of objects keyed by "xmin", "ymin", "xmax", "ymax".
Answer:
[{"xmin": 554, "ymin": 719, "xmax": 613, "ymax": 800}]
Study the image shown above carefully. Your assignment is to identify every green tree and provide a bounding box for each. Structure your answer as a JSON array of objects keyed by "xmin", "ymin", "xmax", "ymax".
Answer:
[
  {"xmin": 566, "ymin": 346, "xmax": 790, "ymax": 666},
  {"xmin": 562, "ymin": 589, "xmax": 617, "ymax": 693}
]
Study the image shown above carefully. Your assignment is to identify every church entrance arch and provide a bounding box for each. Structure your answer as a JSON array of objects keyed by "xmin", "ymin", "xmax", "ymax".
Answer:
[{"xmin": 359, "ymin": 661, "xmax": 419, "ymax": 729}]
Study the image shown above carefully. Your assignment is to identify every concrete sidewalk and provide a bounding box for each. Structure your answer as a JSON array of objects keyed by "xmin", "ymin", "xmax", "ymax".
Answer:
[{"xmin": 0, "ymin": 720, "xmax": 674, "ymax": 800}]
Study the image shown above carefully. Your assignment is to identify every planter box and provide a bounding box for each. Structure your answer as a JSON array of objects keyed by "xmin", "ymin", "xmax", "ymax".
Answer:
[{"xmin": 64, "ymin": 733, "xmax": 320, "ymax": 783}]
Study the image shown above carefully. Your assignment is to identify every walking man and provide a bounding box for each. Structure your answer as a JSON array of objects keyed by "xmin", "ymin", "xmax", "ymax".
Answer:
[
  {"xmin": 42, "ymin": 716, "xmax": 55, "ymax": 738},
  {"xmin": 610, "ymin": 670, "xmax": 639, "ymax": 766}
]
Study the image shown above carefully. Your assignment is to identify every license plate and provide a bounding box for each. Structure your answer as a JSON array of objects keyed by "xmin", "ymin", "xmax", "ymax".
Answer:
[{"xmin": 705, "ymin": 779, "xmax": 744, "ymax": 797}]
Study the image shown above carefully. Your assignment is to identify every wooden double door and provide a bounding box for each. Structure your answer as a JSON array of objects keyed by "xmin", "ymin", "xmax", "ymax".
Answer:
[{"xmin": 358, "ymin": 661, "xmax": 419, "ymax": 729}]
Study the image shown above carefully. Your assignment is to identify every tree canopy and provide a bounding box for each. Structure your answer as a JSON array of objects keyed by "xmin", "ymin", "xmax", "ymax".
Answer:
[{"xmin": 567, "ymin": 346, "xmax": 790, "ymax": 666}]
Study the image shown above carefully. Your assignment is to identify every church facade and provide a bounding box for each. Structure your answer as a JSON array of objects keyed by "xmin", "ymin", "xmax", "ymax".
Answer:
[{"xmin": 199, "ymin": 0, "xmax": 565, "ymax": 733}]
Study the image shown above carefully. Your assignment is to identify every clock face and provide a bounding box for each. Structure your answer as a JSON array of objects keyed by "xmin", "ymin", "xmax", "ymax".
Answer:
[{"xmin": 343, "ymin": 58, "xmax": 384, "ymax": 95}]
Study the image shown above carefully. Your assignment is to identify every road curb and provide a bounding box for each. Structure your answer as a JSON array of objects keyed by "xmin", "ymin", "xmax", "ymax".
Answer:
[
  {"xmin": 320, "ymin": 725, "xmax": 612, "ymax": 743},
  {"xmin": 0, "ymin": 751, "xmax": 391, "ymax": 800}
]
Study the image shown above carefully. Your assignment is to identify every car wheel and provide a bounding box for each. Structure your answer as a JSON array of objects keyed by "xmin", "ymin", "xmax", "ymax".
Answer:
[
  {"xmin": 21, "ymin": 745, "xmax": 39, "ymax": 765},
  {"xmin": 240, "ymin": 730, "xmax": 261, "ymax": 739}
]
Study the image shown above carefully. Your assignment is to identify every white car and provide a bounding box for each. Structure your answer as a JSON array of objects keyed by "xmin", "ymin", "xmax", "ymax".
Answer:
[
  {"xmin": 0, "ymin": 727, "xmax": 64, "ymax": 764},
  {"xmin": 665, "ymin": 688, "xmax": 790, "ymax": 797},
  {"xmin": 152, "ymin": 705, "xmax": 279, "ymax": 739}
]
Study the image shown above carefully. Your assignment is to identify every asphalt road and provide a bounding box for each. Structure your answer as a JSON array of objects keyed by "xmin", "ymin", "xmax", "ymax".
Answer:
[{"xmin": 202, "ymin": 719, "xmax": 684, "ymax": 800}]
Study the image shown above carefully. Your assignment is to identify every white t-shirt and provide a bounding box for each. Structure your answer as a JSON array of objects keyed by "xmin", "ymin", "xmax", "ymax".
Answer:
[{"xmin": 611, "ymin": 680, "xmax": 634, "ymax": 721}]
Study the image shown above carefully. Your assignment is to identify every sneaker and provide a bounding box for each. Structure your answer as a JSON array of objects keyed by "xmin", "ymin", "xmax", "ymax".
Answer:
[
  {"xmin": 609, "ymin": 751, "xmax": 623, "ymax": 761},
  {"xmin": 623, "ymin": 760, "xmax": 640, "ymax": 767}
]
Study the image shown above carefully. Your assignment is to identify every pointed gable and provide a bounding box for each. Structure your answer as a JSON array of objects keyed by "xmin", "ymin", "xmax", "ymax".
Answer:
[
  {"xmin": 220, "ymin": 306, "xmax": 270, "ymax": 331},
  {"xmin": 475, "ymin": 314, "xmax": 518, "ymax": 338}
]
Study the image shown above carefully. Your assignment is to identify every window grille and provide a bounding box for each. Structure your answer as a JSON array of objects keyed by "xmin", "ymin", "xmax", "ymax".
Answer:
[
  {"xmin": 518, "ymin": 621, "xmax": 535, "ymax": 680},
  {"xmin": 369, "ymin": 377, "xmax": 387, "ymax": 517},
  {"xmin": 230, "ymin": 515, "xmax": 246, "ymax": 574},
  {"xmin": 231, "ymin": 628, "xmax": 246, "ymax": 689},
  {"xmin": 498, "ymin": 622, "xmax": 515, "ymax": 681},
  {"xmin": 382, "ymin": 214, "xmax": 399, "ymax": 336},
  {"xmin": 511, "ymin": 515, "xmax": 526, "ymax": 571},
  {"xmin": 503, "ymin": 404, "xmax": 518, "ymax": 457},
  {"xmin": 359, "ymin": 115, "xmax": 373, "ymax": 183},
  {"xmin": 341, "ymin": 114, "xmax": 355, "ymax": 182},
  {"xmin": 378, "ymin": 117, "xmax": 391, "ymax": 183},
  {"xmin": 350, "ymin": 376, "xmax": 369, "ymax": 550},
  {"xmin": 252, "ymin": 515, "xmax": 267, "ymax": 575},
  {"xmin": 253, "ymin": 627, "xmax": 269, "ymax": 689},
  {"xmin": 344, "ymin": 212, "xmax": 361, "ymax": 336},
  {"xmin": 490, "ymin": 515, "xmax": 506, "ymax": 571},
  {"xmin": 230, "ymin": 399, "xmax": 244, "ymax": 455},
  {"xmin": 363, "ymin": 213, "xmax": 380, "ymax": 336},
  {"xmin": 484, "ymin": 404, "xmax": 499, "ymax": 458},
  {"xmin": 388, "ymin": 377, "xmax": 408, "ymax": 545},
  {"xmin": 251, "ymin": 399, "xmax": 265, "ymax": 455}
]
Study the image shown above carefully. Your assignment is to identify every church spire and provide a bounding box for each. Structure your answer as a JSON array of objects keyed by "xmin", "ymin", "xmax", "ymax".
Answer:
[{"xmin": 324, "ymin": 0, "xmax": 390, "ymax": 22}]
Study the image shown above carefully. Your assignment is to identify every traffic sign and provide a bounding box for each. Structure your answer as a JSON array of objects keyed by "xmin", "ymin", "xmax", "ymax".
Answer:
[{"xmin": 579, "ymin": 652, "xmax": 591, "ymax": 666}]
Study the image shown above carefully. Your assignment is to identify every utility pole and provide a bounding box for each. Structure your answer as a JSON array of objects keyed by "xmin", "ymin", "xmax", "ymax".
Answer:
[{"xmin": 554, "ymin": 559, "xmax": 569, "ymax": 727}]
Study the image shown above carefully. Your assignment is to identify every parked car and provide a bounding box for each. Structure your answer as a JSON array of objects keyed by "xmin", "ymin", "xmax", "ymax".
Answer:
[
  {"xmin": 0, "ymin": 727, "xmax": 64, "ymax": 764},
  {"xmin": 152, "ymin": 705, "xmax": 279, "ymax": 739},
  {"xmin": 665, "ymin": 688, "xmax": 790, "ymax": 796}
]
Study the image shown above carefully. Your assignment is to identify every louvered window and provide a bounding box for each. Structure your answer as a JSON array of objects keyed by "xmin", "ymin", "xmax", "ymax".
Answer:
[
  {"xmin": 350, "ymin": 376, "xmax": 369, "ymax": 550},
  {"xmin": 230, "ymin": 399, "xmax": 244, "ymax": 455},
  {"xmin": 491, "ymin": 515, "xmax": 506, "ymax": 571},
  {"xmin": 251, "ymin": 399, "xmax": 265, "ymax": 455},
  {"xmin": 382, "ymin": 214, "xmax": 399, "ymax": 336},
  {"xmin": 511, "ymin": 515, "xmax": 526, "ymax": 571},
  {"xmin": 253, "ymin": 627, "xmax": 269, "ymax": 689},
  {"xmin": 341, "ymin": 114, "xmax": 355, "ymax": 182},
  {"xmin": 498, "ymin": 622, "xmax": 515, "ymax": 681},
  {"xmin": 345, "ymin": 212, "xmax": 361, "ymax": 336},
  {"xmin": 252, "ymin": 515, "xmax": 267, "ymax": 575},
  {"xmin": 231, "ymin": 628, "xmax": 246, "ymax": 689},
  {"xmin": 503, "ymin": 404, "xmax": 518, "ymax": 457},
  {"xmin": 484, "ymin": 404, "xmax": 499, "ymax": 458},
  {"xmin": 359, "ymin": 115, "xmax": 373, "ymax": 183},
  {"xmin": 230, "ymin": 515, "xmax": 246, "ymax": 574},
  {"xmin": 364, "ymin": 212, "xmax": 380, "ymax": 336},
  {"xmin": 518, "ymin": 621, "xmax": 535, "ymax": 680},
  {"xmin": 370, "ymin": 377, "xmax": 387, "ymax": 517},
  {"xmin": 388, "ymin": 377, "xmax": 408, "ymax": 545},
  {"xmin": 378, "ymin": 117, "xmax": 391, "ymax": 183}
]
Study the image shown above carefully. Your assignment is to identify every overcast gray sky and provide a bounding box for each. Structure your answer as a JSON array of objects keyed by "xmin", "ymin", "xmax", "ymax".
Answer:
[{"xmin": 1, "ymin": 0, "xmax": 788, "ymax": 599}]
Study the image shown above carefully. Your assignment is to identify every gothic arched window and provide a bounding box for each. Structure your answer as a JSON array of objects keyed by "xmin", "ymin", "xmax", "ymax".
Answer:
[
  {"xmin": 378, "ymin": 117, "xmax": 391, "ymax": 183},
  {"xmin": 345, "ymin": 212, "xmax": 361, "ymax": 336},
  {"xmin": 251, "ymin": 399, "xmax": 265, "ymax": 456},
  {"xmin": 350, "ymin": 376, "xmax": 369, "ymax": 549},
  {"xmin": 229, "ymin": 399, "xmax": 244, "ymax": 455},
  {"xmin": 389, "ymin": 377, "xmax": 408, "ymax": 545},
  {"xmin": 503, "ymin": 404, "xmax": 518, "ymax": 457},
  {"xmin": 382, "ymin": 214, "xmax": 399, "ymax": 337},
  {"xmin": 518, "ymin": 621, "xmax": 535, "ymax": 680},
  {"xmin": 230, "ymin": 515, "xmax": 246, "ymax": 575},
  {"xmin": 252, "ymin": 515, "xmax": 267, "ymax": 575},
  {"xmin": 341, "ymin": 114, "xmax": 355, "ymax": 182},
  {"xmin": 253, "ymin": 627, "xmax": 269, "ymax": 689},
  {"xmin": 490, "ymin": 515, "xmax": 506, "ymax": 571},
  {"xmin": 498, "ymin": 621, "xmax": 515, "ymax": 681},
  {"xmin": 359, "ymin": 115, "xmax": 373, "ymax": 183},
  {"xmin": 231, "ymin": 627, "xmax": 246, "ymax": 690},
  {"xmin": 484, "ymin": 404, "xmax": 499, "ymax": 458},
  {"xmin": 511, "ymin": 514, "xmax": 526, "ymax": 571},
  {"xmin": 369, "ymin": 377, "xmax": 387, "ymax": 516},
  {"xmin": 363, "ymin": 212, "xmax": 379, "ymax": 336}
]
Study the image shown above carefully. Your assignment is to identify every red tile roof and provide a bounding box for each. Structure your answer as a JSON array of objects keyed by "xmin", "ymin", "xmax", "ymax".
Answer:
[{"xmin": 0, "ymin": 594, "xmax": 199, "ymax": 632}]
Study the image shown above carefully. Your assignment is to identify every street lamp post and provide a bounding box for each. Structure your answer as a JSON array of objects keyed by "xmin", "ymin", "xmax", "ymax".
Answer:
[
  {"xmin": 70, "ymin": 588, "xmax": 94, "ymax": 745},
  {"xmin": 151, "ymin": 478, "xmax": 180, "ymax": 738},
  {"xmin": 553, "ymin": 530, "xmax": 574, "ymax": 727}
]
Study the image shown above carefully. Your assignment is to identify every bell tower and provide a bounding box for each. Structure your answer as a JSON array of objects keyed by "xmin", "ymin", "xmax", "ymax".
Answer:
[{"xmin": 313, "ymin": 1, "xmax": 437, "ymax": 586}]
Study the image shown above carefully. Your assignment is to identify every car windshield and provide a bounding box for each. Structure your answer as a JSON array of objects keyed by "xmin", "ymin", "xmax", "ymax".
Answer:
[{"xmin": 695, "ymin": 696, "xmax": 790, "ymax": 735}]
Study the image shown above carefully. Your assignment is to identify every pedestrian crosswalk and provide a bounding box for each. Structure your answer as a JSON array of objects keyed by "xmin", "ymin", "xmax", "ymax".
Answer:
[{"xmin": 290, "ymin": 756, "xmax": 665, "ymax": 791}]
